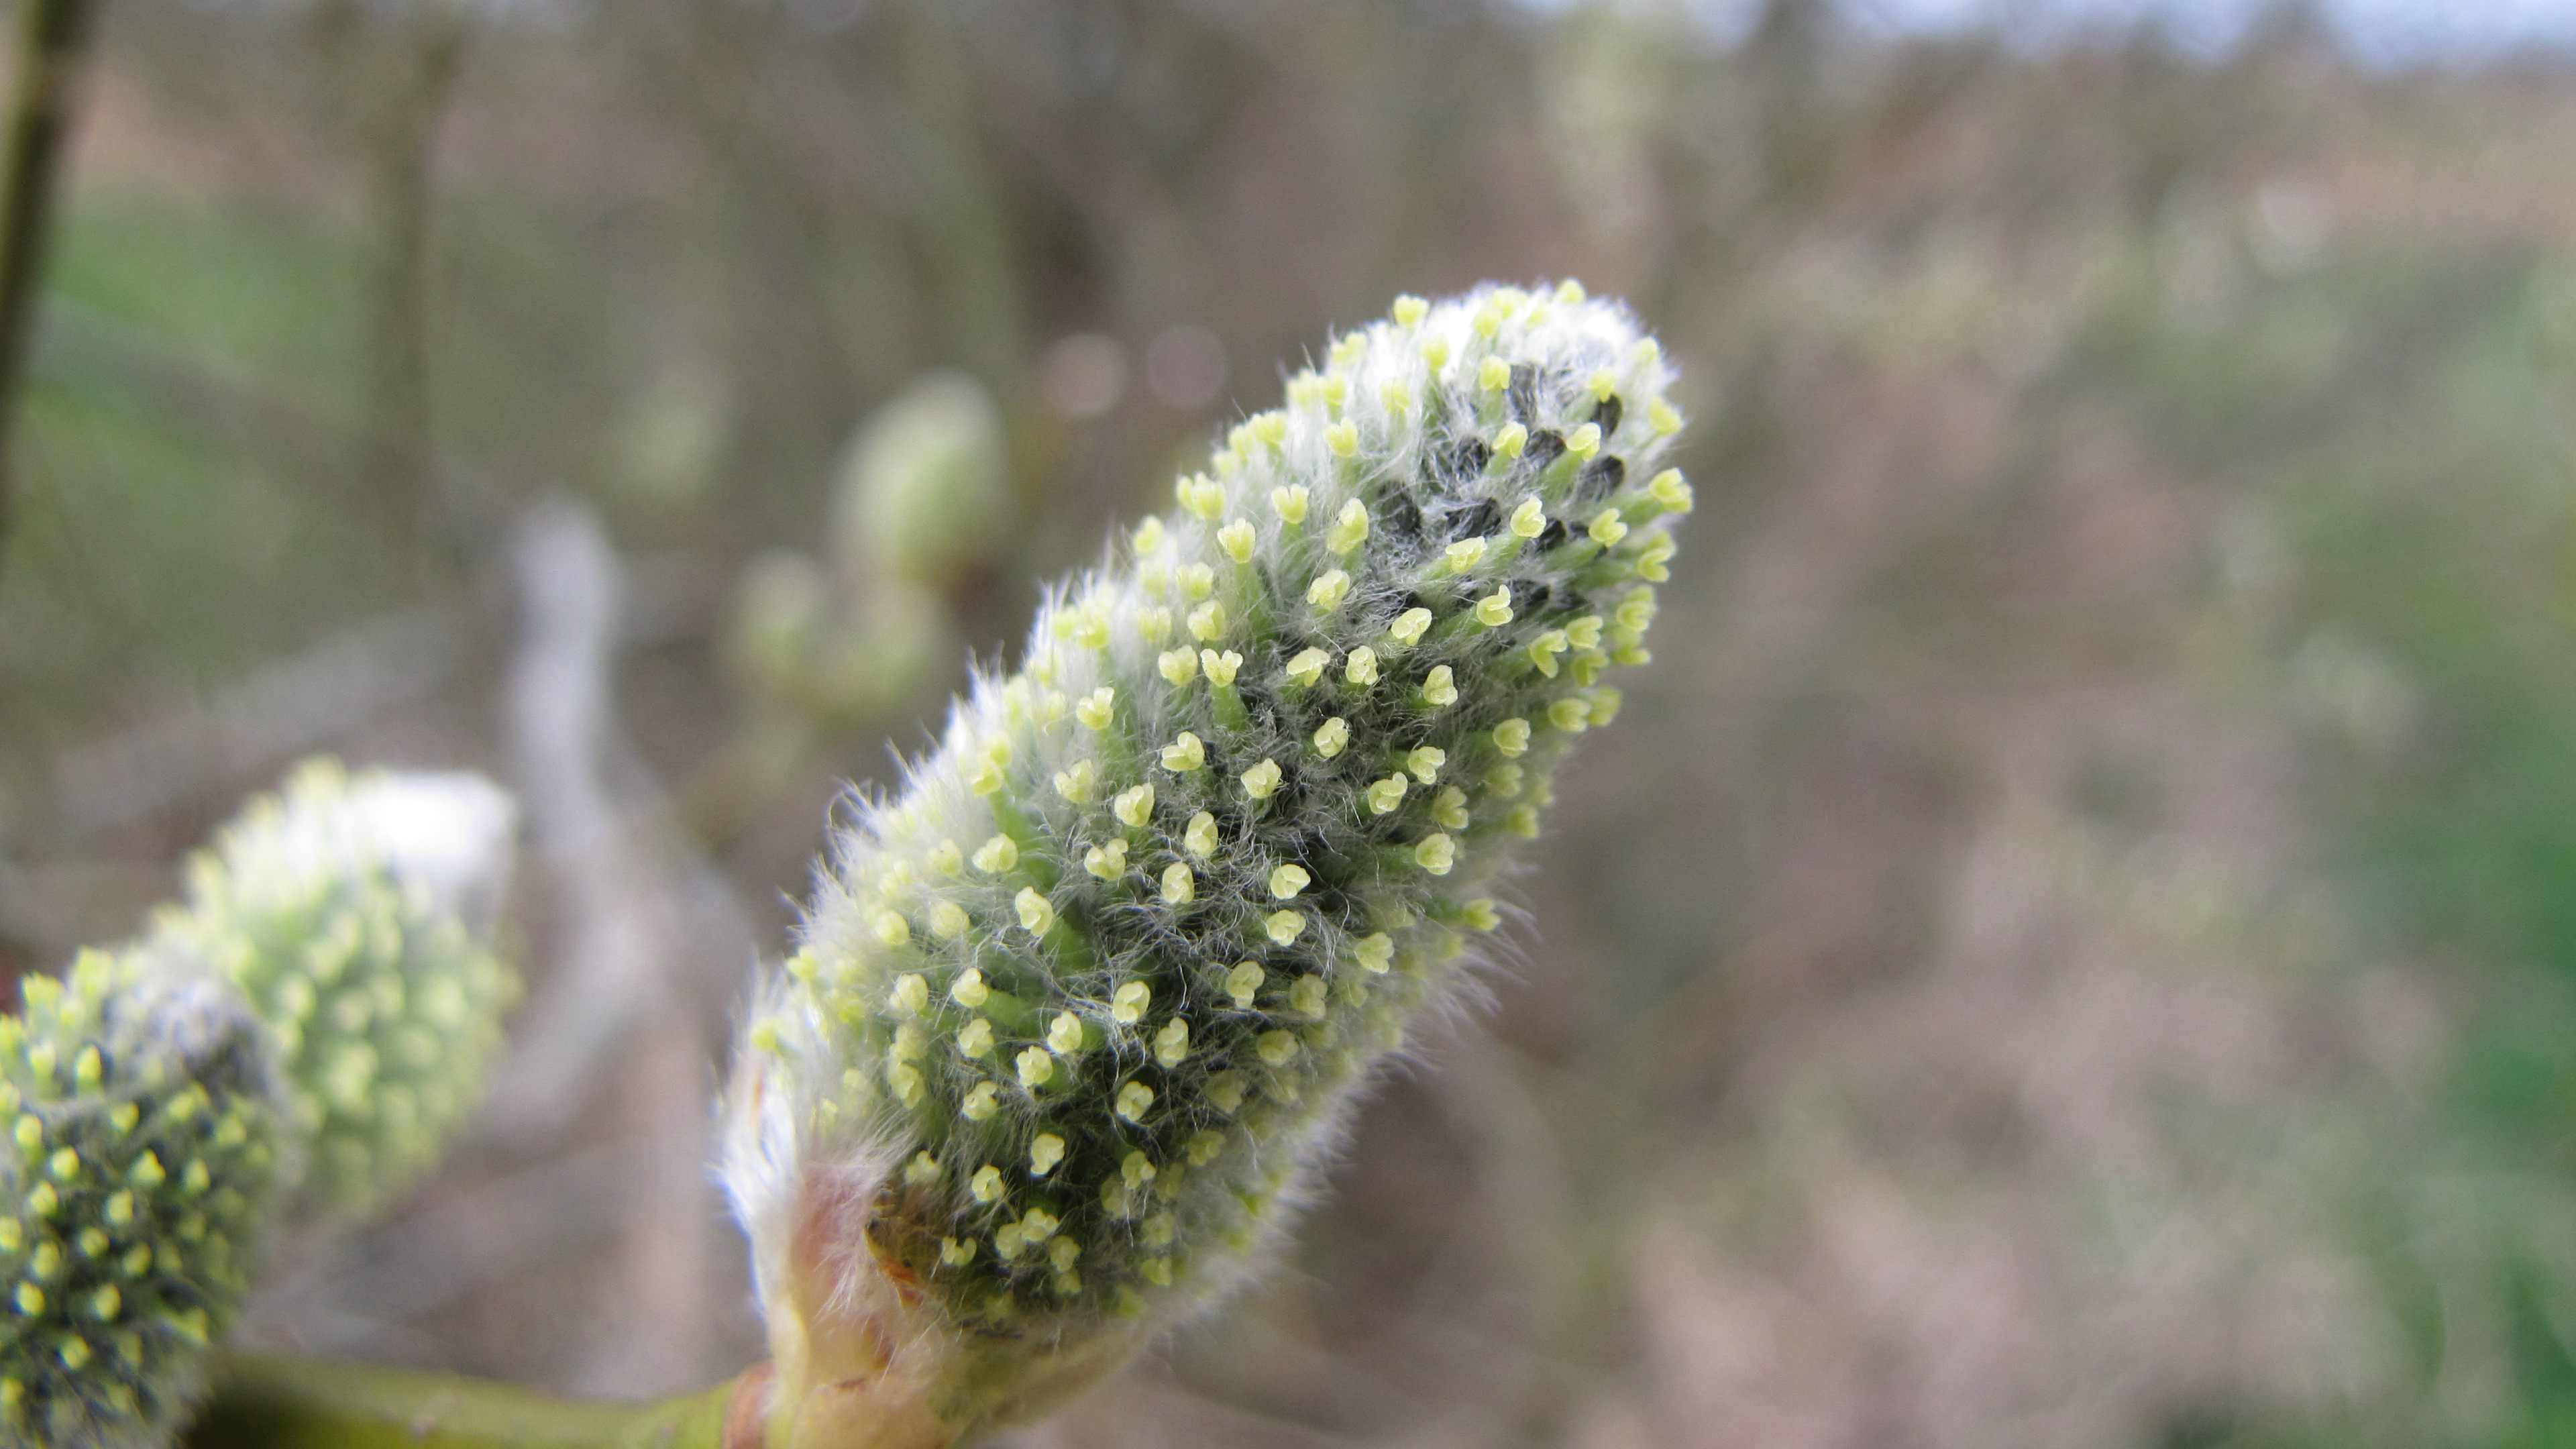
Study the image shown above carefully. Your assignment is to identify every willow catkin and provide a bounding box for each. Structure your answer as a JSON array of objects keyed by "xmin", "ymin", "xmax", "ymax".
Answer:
[
  {"xmin": 724, "ymin": 282, "xmax": 1688, "ymax": 1435},
  {"xmin": 0, "ymin": 949, "xmax": 281, "ymax": 1448},
  {"xmin": 146, "ymin": 759, "xmax": 519, "ymax": 1223}
]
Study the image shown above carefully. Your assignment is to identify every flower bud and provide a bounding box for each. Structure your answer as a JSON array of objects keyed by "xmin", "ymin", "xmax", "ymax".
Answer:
[{"xmin": 832, "ymin": 370, "xmax": 1015, "ymax": 590}]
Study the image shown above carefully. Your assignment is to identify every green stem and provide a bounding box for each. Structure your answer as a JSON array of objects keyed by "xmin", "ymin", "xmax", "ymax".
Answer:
[{"xmin": 183, "ymin": 1354, "xmax": 752, "ymax": 1449}]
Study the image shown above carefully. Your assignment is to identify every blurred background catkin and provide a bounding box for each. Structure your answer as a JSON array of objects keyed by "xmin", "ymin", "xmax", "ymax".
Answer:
[{"xmin": 3, "ymin": 3, "xmax": 2575, "ymax": 1446}]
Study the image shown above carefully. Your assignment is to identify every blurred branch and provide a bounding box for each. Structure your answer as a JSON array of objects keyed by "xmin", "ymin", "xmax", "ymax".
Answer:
[
  {"xmin": 0, "ymin": 0, "xmax": 100, "ymax": 555},
  {"xmin": 494, "ymin": 501, "xmax": 753, "ymax": 1124},
  {"xmin": 496, "ymin": 498, "xmax": 755, "ymax": 1395}
]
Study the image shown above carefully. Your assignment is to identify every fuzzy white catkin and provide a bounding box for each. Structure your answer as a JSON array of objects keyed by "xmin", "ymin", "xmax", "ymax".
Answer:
[
  {"xmin": 723, "ymin": 282, "xmax": 1689, "ymax": 1432},
  {"xmin": 1, "ymin": 759, "xmax": 521, "ymax": 1446},
  {"xmin": 144, "ymin": 759, "xmax": 520, "ymax": 1223}
]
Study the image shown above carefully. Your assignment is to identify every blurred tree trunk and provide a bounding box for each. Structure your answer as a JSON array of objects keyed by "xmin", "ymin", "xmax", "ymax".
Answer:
[
  {"xmin": 625, "ymin": 0, "xmax": 864, "ymax": 545},
  {"xmin": 357, "ymin": 7, "xmax": 469, "ymax": 546},
  {"xmin": 0, "ymin": 0, "xmax": 100, "ymax": 554},
  {"xmin": 885, "ymin": 1, "xmax": 1030, "ymax": 389}
]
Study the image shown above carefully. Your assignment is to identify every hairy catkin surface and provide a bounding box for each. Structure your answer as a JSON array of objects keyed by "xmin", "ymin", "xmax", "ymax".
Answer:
[
  {"xmin": 0, "ymin": 759, "xmax": 519, "ymax": 1446},
  {"xmin": 728, "ymin": 283, "xmax": 1687, "ymax": 1354},
  {"xmin": 144, "ymin": 759, "xmax": 520, "ymax": 1224},
  {"xmin": 0, "ymin": 951, "xmax": 282, "ymax": 1448}
]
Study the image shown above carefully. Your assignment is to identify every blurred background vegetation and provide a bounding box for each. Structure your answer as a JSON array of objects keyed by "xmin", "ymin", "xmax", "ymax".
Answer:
[{"xmin": 2, "ymin": 1, "xmax": 2573, "ymax": 1444}]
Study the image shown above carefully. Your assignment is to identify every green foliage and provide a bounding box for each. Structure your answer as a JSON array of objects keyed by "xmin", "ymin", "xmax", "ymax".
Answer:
[{"xmin": 2125, "ymin": 243, "xmax": 2576, "ymax": 1448}]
